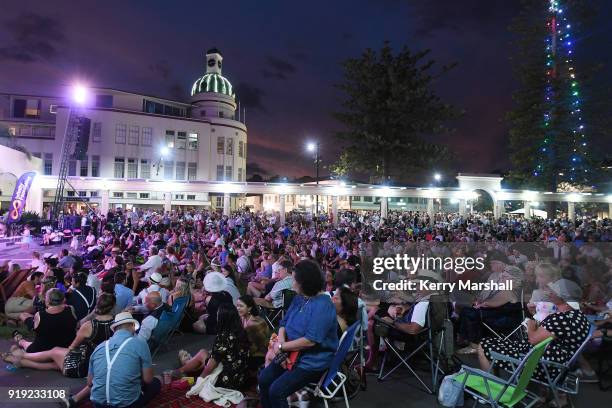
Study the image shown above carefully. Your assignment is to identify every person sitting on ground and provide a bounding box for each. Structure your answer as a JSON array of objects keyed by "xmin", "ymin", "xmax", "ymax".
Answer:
[
  {"xmin": 4, "ymin": 272, "xmax": 43, "ymax": 320},
  {"xmin": 58, "ymin": 249, "xmax": 76, "ymax": 270},
  {"xmin": 113, "ymin": 272, "xmax": 134, "ymax": 312},
  {"xmin": 30, "ymin": 251, "xmax": 46, "ymax": 273},
  {"xmin": 84, "ymin": 311, "xmax": 161, "ymax": 408},
  {"xmin": 235, "ymin": 295, "xmax": 270, "ymax": 371},
  {"xmin": 175, "ymin": 303, "xmax": 250, "ymax": 391},
  {"xmin": 246, "ymin": 252, "xmax": 275, "ymax": 298},
  {"xmin": 67, "ymin": 271, "xmax": 97, "ymax": 321},
  {"xmin": 192, "ymin": 272, "xmax": 234, "ymax": 335},
  {"xmin": 138, "ymin": 246, "xmax": 162, "ymax": 281},
  {"xmin": 19, "ymin": 276, "xmax": 57, "ymax": 330},
  {"xmin": 221, "ymin": 265, "xmax": 241, "ymax": 301},
  {"xmin": 136, "ymin": 291, "xmax": 171, "ymax": 343},
  {"xmin": 9, "ymin": 288, "xmax": 77, "ymax": 353},
  {"xmin": 3, "ymin": 293, "xmax": 115, "ymax": 379},
  {"xmin": 258, "ymin": 259, "xmax": 339, "ymax": 408}
]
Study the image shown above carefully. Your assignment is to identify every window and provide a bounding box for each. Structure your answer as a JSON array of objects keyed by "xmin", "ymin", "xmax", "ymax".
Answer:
[
  {"xmin": 91, "ymin": 155, "xmax": 100, "ymax": 177},
  {"xmin": 128, "ymin": 126, "xmax": 139, "ymax": 145},
  {"xmin": 237, "ymin": 168, "xmax": 243, "ymax": 182},
  {"xmin": 92, "ymin": 122, "xmax": 102, "ymax": 143},
  {"xmin": 176, "ymin": 131, "xmax": 186, "ymax": 149},
  {"xmin": 127, "ymin": 158, "xmax": 138, "ymax": 178},
  {"xmin": 68, "ymin": 159, "xmax": 77, "ymax": 176},
  {"xmin": 175, "ymin": 194, "xmax": 185, "ymax": 200},
  {"xmin": 188, "ymin": 133, "xmax": 198, "ymax": 150},
  {"xmin": 95, "ymin": 95, "xmax": 113, "ymax": 108},
  {"xmin": 217, "ymin": 136, "xmax": 224, "ymax": 154},
  {"xmin": 67, "ymin": 191, "xmax": 75, "ymax": 197},
  {"xmin": 216, "ymin": 165, "xmax": 224, "ymax": 181},
  {"xmin": 226, "ymin": 138, "xmax": 233, "ymax": 155},
  {"xmin": 115, "ymin": 124, "xmax": 127, "ymax": 144},
  {"xmin": 44, "ymin": 153, "xmax": 53, "ymax": 176},
  {"xmin": 215, "ymin": 195, "xmax": 223, "ymax": 207},
  {"xmin": 176, "ymin": 161, "xmax": 186, "ymax": 180},
  {"xmin": 126, "ymin": 192, "xmax": 137, "ymax": 199},
  {"xmin": 364, "ymin": 196, "xmax": 373, "ymax": 202},
  {"xmin": 114, "ymin": 157, "xmax": 125, "ymax": 178},
  {"xmin": 140, "ymin": 159, "xmax": 150, "ymax": 179},
  {"xmin": 188, "ymin": 162, "xmax": 197, "ymax": 180},
  {"xmin": 112, "ymin": 192, "xmax": 124, "ymax": 198},
  {"xmin": 49, "ymin": 105, "xmax": 58, "ymax": 114},
  {"xmin": 32, "ymin": 152, "xmax": 41, "ymax": 158},
  {"xmin": 80, "ymin": 156, "xmax": 88, "ymax": 177},
  {"xmin": 13, "ymin": 98, "xmax": 40, "ymax": 118},
  {"xmin": 139, "ymin": 193, "xmax": 149, "ymax": 199},
  {"xmin": 90, "ymin": 191, "xmax": 99, "ymax": 198},
  {"xmin": 163, "ymin": 160, "xmax": 174, "ymax": 179},
  {"xmin": 187, "ymin": 194, "xmax": 196, "ymax": 200},
  {"xmin": 165, "ymin": 130, "xmax": 175, "ymax": 148},
  {"xmin": 141, "ymin": 127, "xmax": 152, "ymax": 146},
  {"xmin": 225, "ymin": 165, "xmax": 232, "ymax": 181},
  {"xmin": 352, "ymin": 196, "xmax": 361, "ymax": 202},
  {"xmin": 238, "ymin": 141, "xmax": 244, "ymax": 158},
  {"xmin": 78, "ymin": 191, "xmax": 87, "ymax": 197},
  {"xmin": 219, "ymin": 111, "xmax": 224, "ymax": 118},
  {"xmin": 143, "ymin": 100, "xmax": 186, "ymax": 117}
]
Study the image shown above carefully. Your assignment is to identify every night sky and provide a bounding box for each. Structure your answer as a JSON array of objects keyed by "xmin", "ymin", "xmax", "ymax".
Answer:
[{"xmin": 1, "ymin": 0, "xmax": 611, "ymax": 181}]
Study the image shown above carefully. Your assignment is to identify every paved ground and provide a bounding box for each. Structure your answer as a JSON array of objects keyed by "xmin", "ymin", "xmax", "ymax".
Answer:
[
  {"xmin": 0, "ymin": 239, "xmax": 70, "ymax": 269},
  {"xmin": 0, "ymin": 333, "xmax": 610, "ymax": 408}
]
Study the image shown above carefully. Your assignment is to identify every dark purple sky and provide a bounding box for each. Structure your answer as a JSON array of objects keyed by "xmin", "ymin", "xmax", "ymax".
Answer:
[{"xmin": 1, "ymin": 0, "xmax": 610, "ymax": 179}]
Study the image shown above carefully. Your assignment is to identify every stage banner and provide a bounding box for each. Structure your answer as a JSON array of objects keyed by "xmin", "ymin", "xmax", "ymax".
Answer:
[{"xmin": 6, "ymin": 171, "xmax": 37, "ymax": 224}]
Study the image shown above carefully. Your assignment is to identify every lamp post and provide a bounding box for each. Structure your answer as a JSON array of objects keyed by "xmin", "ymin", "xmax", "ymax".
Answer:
[
  {"xmin": 155, "ymin": 146, "xmax": 169, "ymax": 176},
  {"xmin": 307, "ymin": 142, "xmax": 320, "ymax": 220}
]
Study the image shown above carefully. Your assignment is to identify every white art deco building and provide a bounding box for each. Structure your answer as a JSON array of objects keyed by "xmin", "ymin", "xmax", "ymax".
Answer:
[{"xmin": 0, "ymin": 49, "xmax": 247, "ymax": 213}]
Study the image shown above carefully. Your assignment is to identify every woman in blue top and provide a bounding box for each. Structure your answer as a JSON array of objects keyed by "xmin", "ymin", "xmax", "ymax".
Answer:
[{"xmin": 258, "ymin": 259, "xmax": 338, "ymax": 408}]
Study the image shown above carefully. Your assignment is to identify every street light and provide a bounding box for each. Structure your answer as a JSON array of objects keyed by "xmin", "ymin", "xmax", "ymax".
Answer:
[
  {"xmin": 71, "ymin": 84, "xmax": 89, "ymax": 106},
  {"xmin": 306, "ymin": 141, "xmax": 320, "ymax": 219},
  {"xmin": 155, "ymin": 146, "xmax": 169, "ymax": 176},
  {"xmin": 434, "ymin": 173, "xmax": 442, "ymax": 182}
]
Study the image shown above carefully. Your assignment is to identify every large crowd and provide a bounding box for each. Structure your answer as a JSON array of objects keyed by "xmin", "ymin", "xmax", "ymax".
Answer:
[{"xmin": 1, "ymin": 207, "xmax": 611, "ymax": 408}]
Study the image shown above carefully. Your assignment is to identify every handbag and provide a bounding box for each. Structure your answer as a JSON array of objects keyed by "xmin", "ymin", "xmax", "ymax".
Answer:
[
  {"xmin": 62, "ymin": 344, "xmax": 89, "ymax": 378},
  {"xmin": 438, "ymin": 371, "xmax": 465, "ymax": 407}
]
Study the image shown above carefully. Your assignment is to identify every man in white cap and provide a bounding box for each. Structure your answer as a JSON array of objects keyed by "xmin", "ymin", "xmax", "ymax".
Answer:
[
  {"xmin": 84, "ymin": 311, "xmax": 160, "ymax": 408},
  {"xmin": 135, "ymin": 272, "xmax": 169, "ymax": 308}
]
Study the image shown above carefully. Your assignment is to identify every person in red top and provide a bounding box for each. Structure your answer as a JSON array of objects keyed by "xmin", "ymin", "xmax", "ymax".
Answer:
[{"xmin": 4, "ymin": 272, "xmax": 44, "ymax": 320}]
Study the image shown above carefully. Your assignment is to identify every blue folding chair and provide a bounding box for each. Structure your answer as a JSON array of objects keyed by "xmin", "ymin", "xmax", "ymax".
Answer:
[
  {"xmin": 307, "ymin": 321, "xmax": 361, "ymax": 408},
  {"xmin": 149, "ymin": 296, "xmax": 189, "ymax": 357}
]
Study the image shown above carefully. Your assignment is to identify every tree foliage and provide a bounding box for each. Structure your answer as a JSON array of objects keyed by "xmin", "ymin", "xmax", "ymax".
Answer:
[{"xmin": 333, "ymin": 42, "xmax": 459, "ymax": 183}]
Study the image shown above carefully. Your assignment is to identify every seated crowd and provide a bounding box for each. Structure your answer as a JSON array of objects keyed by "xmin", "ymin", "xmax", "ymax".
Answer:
[{"xmin": 0, "ymin": 207, "xmax": 611, "ymax": 408}]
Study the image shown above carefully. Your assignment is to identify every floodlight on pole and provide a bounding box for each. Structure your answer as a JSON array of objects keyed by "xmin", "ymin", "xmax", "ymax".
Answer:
[
  {"xmin": 307, "ymin": 142, "xmax": 316, "ymax": 152},
  {"xmin": 434, "ymin": 173, "xmax": 442, "ymax": 182},
  {"xmin": 72, "ymin": 84, "xmax": 88, "ymax": 106},
  {"xmin": 160, "ymin": 146, "xmax": 169, "ymax": 157}
]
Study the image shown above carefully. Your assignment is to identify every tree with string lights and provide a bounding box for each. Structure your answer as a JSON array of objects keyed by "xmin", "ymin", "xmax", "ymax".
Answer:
[{"xmin": 507, "ymin": 0, "xmax": 607, "ymax": 192}]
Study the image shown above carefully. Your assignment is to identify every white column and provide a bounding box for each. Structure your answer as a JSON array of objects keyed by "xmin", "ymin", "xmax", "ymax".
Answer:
[
  {"xmin": 279, "ymin": 194, "xmax": 286, "ymax": 225},
  {"xmin": 223, "ymin": 193, "xmax": 230, "ymax": 216},
  {"xmin": 495, "ymin": 200, "xmax": 505, "ymax": 218},
  {"xmin": 609, "ymin": 203, "xmax": 612, "ymax": 219},
  {"xmin": 100, "ymin": 190, "xmax": 109, "ymax": 215},
  {"xmin": 331, "ymin": 195, "xmax": 338, "ymax": 225},
  {"xmin": 458, "ymin": 199, "xmax": 467, "ymax": 216},
  {"xmin": 427, "ymin": 198, "xmax": 434, "ymax": 215},
  {"xmin": 26, "ymin": 186, "xmax": 43, "ymax": 217},
  {"xmin": 164, "ymin": 193, "xmax": 172, "ymax": 213},
  {"xmin": 567, "ymin": 201, "xmax": 575, "ymax": 221},
  {"xmin": 524, "ymin": 201, "xmax": 531, "ymax": 219},
  {"xmin": 380, "ymin": 196, "xmax": 388, "ymax": 219}
]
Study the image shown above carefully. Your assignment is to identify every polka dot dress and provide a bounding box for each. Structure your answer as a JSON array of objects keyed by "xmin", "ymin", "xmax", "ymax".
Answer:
[{"xmin": 481, "ymin": 310, "xmax": 590, "ymax": 381}]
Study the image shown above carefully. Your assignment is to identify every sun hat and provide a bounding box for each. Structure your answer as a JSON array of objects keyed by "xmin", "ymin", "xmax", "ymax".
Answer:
[
  {"xmin": 149, "ymin": 272, "xmax": 163, "ymax": 284},
  {"xmin": 547, "ymin": 279, "xmax": 583, "ymax": 304},
  {"xmin": 203, "ymin": 271, "xmax": 227, "ymax": 293},
  {"xmin": 110, "ymin": 311, "xmax": 140, "ymax": 331}
]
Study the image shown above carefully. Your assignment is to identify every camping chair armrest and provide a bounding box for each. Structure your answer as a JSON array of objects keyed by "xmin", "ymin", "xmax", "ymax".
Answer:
[
  {"xmin": 373, "ymin": 315, "xmax": 397, "ymax": 329},
  {"xmin": 538, "ymin": 359, "xmax": 567, "ymax": 370},
  {"xmin": 461, "ymin": 365, "xmax": 506, "ymax": 384},
  {"xmin": 489, "ymin": 351, "xmax": 521, "ymax": 365}
]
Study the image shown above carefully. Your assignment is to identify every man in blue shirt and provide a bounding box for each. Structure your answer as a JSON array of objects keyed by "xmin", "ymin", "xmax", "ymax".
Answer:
[
  {"xmin": 87, "ymin": 312, "xmax": 160, "ymax": 407},
  {"xmin": 113, "ymin": 272, "xmax": 134, "ymax": 312}
]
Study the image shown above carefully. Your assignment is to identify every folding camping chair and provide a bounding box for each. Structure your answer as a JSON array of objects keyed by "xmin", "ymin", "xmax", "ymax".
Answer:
[
  {"xmin": 493, "ymin": 326, "xmax": 596, "ymax": 407},
  {"xmin": 258, "ymin": 289, "xmax": 296, "ymax": 330},
  {"xmin": 339, "ymin": 305, "xmax": 369, "ymax": 399},
  {"xmin": 306, "ymin": 321, "xmax": 361, "ymax": 408},
  {"xmin": 149, "ymin": 295, "xmax": 189, "ymax": 358},
  {"xmin": 481, "ymin": 288, "xmax": 526, "ymax": 341},
  {"xmin": 375, "ymin": 294, "xmax": 449, "ymax": 394},
  {"xmin": 456, "ymin": 337, "xmax": 553, "ymax": 408}
]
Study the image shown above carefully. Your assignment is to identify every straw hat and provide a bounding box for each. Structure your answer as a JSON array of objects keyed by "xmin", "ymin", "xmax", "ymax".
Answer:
[
  {"xmin": 149, "ymin": 272, "xmax": 163, "ymax": 284},
  {"xmin": 110, "ymin": 311, "xmax": 140, "ymax": 331}
]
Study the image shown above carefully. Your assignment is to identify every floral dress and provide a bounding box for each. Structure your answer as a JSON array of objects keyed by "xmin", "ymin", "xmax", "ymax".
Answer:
[
  {"xmin": 481, "ymin": 309, "xmax": 590, "ymax": 381},
  {"xmin": 211, "ymin": 331, "xmax": 250, "ymax": 389}
]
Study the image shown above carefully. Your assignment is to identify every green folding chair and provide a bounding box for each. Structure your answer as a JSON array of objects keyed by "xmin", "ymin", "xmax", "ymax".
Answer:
[{"xmin": 455, "ymin": 337, "xmax": 552, "ymax": 408}]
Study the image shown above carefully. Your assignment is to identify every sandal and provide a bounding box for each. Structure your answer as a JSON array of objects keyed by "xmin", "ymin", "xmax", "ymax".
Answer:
[{"xmin": 456, "ymin": 346, "xmax": 478, "ymax": 355}]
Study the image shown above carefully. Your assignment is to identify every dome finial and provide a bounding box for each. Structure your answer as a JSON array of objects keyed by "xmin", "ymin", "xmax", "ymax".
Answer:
[{"xmin": 205, "ymin": 48, "xmax": 223, "ymax": 75}]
